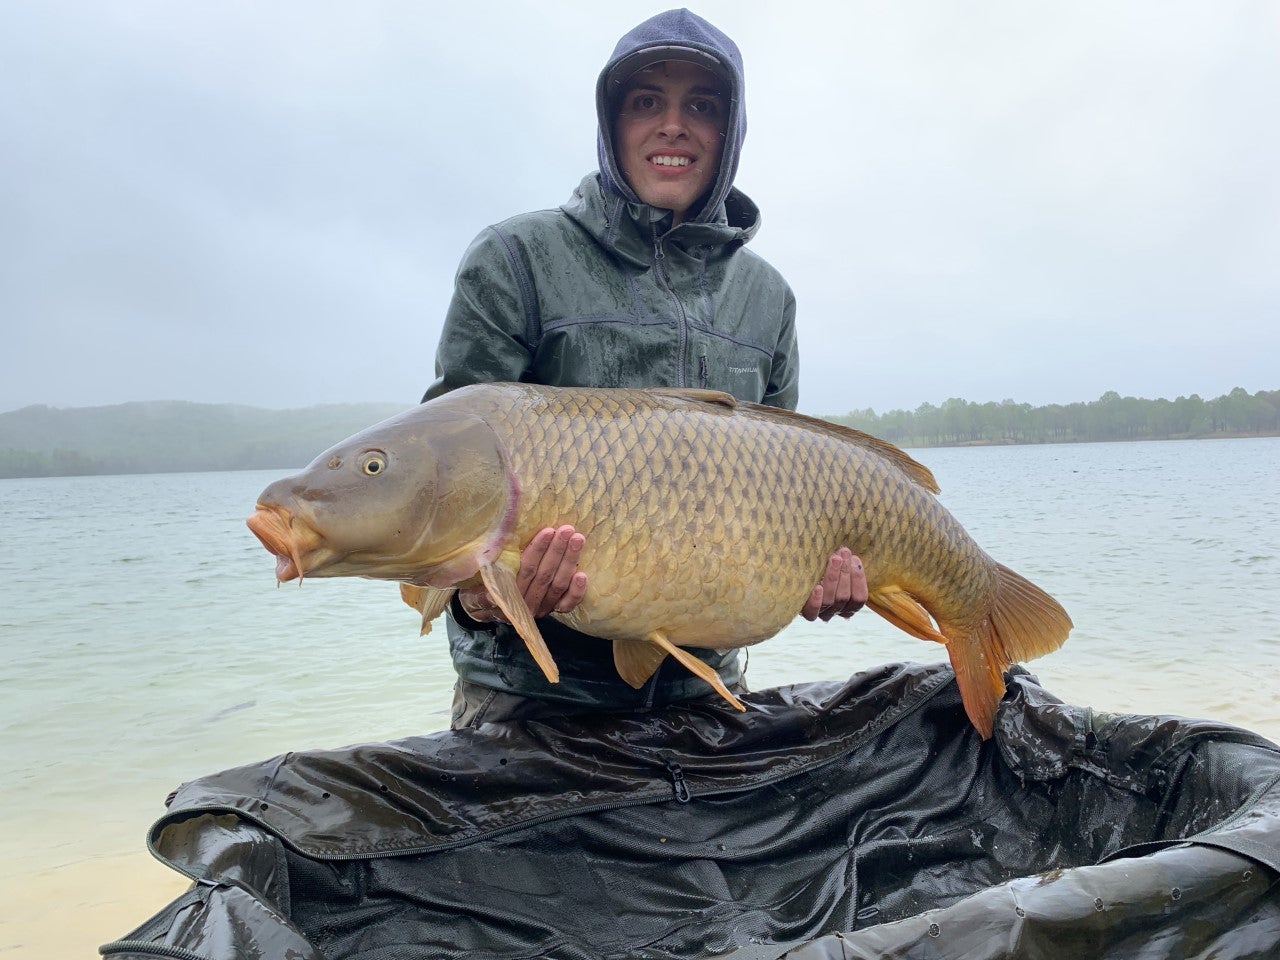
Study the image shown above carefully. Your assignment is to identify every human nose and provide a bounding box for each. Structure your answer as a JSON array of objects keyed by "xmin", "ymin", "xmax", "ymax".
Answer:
[{"xmin": 656, "ymin": 103, "xmax": 687, "ymax": 138}]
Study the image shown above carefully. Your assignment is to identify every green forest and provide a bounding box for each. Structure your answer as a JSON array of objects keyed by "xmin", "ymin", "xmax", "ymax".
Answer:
[
  {"xmin": 1, "ymin": 387, "xmax": 1276, "ymax": 479},
  {"xmin": 830, "ymin": 387, "xmax": 1279, "ymax": 448}
]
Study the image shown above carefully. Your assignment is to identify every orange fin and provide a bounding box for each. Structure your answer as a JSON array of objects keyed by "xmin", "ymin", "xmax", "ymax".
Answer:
[
  {"xmin": 647, "ymin": 631, "xmax": 745, "ymax": 711},
  {"xmin": 867, "ymin": 586, "xmax": 947, "ymax": 644},
  {"xmin": 398, "ymin": 583, "xmax": 455, "ymax": 636},
  {"xmin": 480, "ymin": 561, "xmax": 560, "ymax": 684},
  {"xmin": 613, "ymin": 638, "xmax": 668, "ymax": 689},
  {"xmin": 944, "ymin": 563, "xmax": 1073, "ymax": 739}
]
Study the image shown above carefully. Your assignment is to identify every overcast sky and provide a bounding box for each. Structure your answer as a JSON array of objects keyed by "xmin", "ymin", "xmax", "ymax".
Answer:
[{"xmin": 4, "ymin": 2, "xmax": 1278, "ymax": 417}]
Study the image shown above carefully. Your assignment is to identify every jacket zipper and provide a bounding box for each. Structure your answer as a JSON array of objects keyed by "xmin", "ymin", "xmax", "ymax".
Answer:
[
  {"xmin": 653, "ymin": 226, "xmax": 689, "ymax": 388},
  {"xmin": 664, "ymin": 757, "xmax": 692, "ymax": 803}
]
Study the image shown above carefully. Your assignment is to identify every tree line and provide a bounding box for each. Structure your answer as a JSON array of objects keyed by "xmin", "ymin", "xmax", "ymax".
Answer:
[
  {"xmin": 830, "ymin": 387, "xmax": 1280, "ymax": 447},
  {"xmin": 2, "ymin": 388, "xmax": 1276, "ymax": 479}
]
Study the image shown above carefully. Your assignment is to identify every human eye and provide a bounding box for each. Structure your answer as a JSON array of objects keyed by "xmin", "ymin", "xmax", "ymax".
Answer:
[
  {"xmin": 688, "ymin": 96, "xmax": 722, "ymax": 119},
  {"xmin": 628, "ymin": 93, "xmax": 660, "ymax": 113}
]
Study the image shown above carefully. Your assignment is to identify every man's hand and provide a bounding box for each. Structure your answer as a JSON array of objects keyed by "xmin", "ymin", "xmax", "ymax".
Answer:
[
  {"xmin": 457, "ymin": 525, "xmax": 588, "ymax": 623},
  {"xmin": 801, "ymin": 547, "xmax": 868, "ymax": 621}
]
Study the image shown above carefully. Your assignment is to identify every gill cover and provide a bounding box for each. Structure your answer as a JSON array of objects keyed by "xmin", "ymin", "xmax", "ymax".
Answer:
[{"xmin": 409, "ymin": 412, "xmax": 517, "ymax": 585}]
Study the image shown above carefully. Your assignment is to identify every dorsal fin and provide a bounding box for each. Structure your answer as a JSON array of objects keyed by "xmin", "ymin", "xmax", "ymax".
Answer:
[
  {"xmin": 646, "ymin": 388, "xmax": 739, "ymax": 410},
  {"xmin": 741, "ymin": 403, "xmax": 940, "ymax": 494}
]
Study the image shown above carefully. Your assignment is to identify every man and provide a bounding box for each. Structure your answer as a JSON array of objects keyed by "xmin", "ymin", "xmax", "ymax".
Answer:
[{"xmin": 424, "ymin": 9, "xmax": 866, "ymax": 728}]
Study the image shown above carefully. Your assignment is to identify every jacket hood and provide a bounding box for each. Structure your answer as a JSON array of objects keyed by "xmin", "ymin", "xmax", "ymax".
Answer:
[{"xmin": 595, "ymin": 9, "xmax": 746, "ymax": 226}]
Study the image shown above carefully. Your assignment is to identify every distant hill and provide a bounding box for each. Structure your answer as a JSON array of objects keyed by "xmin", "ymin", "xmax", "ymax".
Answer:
[
  {"xmin": 0, "ymin": 400, "xmax": 408, "ymax": 478},
  {"xmin": 4, "ymin": 387, "xmax": 1277, "ymax": 479}
]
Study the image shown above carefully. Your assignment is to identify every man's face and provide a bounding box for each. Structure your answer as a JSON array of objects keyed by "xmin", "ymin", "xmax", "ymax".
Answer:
[{"xmin": 614, "ymin": 60, "xmax": 728, "ymax": 226}]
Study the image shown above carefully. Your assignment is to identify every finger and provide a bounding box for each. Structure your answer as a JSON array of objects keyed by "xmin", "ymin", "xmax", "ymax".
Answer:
[
  {"xmin": 458, "ymin": 586, "xmax": 504, "ymax": 624},
  {"xmin": 823, "ymin": 555, "xmax": 854, "ymax": 621},
  {"xmin": 540, "ymin": 532, "xmax": 585, "ymax": 615},
  {"xmin": 525, "ymin": 525, "xmax": 579, "ymax": 616},
  {"xmin": 819, "ymin": 549, "xmax": 853, "ymax": 622},
  {"xmin": 800, "ymin": 583, "xmax": 824, "ymax": 621},
  {"xmin": 818, "ymin": 551, "xmax": 843, "ymax": 593},
  {"xmin": 807, "ymin": 552, "xmax": 843, "ymax": 621},
  {"xmin": 553, "ymin": 571, "xmax": 589, "ymax": 614},
  {"xmin": 515, "ymin": 528, "xmax": 558, "ymax": 595},
  {"xmin": 519, "ymin": 526, "xmax": 568, "ymax": 612},
  {"xmin": 839, "ymin": 554, "xmax": 869, "ymax": 618}
]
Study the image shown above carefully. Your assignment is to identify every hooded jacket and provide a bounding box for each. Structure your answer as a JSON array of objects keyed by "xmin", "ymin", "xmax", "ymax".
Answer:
[{"xmin": 425, "ymin": 9, "xmax": 798, "ymax": 709}]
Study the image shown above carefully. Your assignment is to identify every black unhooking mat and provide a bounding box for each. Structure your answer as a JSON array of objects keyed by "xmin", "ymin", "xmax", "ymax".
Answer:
[{"xmin": 101, "ymin": 663, "xmax": 1280, "ymax": 959}]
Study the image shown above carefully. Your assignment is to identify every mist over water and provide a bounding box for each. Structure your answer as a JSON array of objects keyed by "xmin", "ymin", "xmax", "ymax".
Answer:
[{"xmin": 2, "ymin": 437, "xmax": 1278, "ymax": 882}]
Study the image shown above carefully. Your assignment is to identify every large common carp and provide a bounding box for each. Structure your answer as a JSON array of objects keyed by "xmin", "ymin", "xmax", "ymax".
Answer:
[{"xmin": 247, "ymin": 384, "xmax": 1071, "ymax": 737}]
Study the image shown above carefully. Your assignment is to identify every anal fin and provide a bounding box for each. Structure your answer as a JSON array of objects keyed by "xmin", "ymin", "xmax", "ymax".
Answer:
[
  {"xmin": 480, "ymin": 561, "xmax": 560, "ymax": 684},
  {"xmin": 647, "ymin": 631, "xmax": 744, "ymax": 711},
  {"xmin": 867, "ymin": 586, "xmax": 947, "ymax": 644}
]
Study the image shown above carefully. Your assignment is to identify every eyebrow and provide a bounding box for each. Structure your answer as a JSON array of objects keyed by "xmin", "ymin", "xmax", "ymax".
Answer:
[{"xmin": 627, "ymin": 81, "xmax": 725, "ymax": 98}]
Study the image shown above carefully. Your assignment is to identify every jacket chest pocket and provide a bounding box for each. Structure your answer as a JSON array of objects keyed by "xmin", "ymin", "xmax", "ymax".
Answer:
[{"xmin": 693, "ymin": 334, "xmax": 771, "ymax": 402}]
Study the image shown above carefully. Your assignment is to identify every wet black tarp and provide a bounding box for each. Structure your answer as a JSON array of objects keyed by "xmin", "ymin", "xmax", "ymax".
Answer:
[{"xmin": 102, "ymin": 663, "xmax": 1280, "ymax": 959}]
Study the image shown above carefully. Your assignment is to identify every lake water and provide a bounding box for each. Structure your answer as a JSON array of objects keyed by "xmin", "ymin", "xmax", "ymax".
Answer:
[{"xmin": 2, "ymin": 437, "xmax": 1278, "ymax": 895}]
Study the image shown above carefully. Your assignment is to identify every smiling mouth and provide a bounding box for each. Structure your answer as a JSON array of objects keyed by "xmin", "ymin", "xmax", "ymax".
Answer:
[{"xmin": 648, "ymin": 155, "xmax": 693, "ymax": 167}]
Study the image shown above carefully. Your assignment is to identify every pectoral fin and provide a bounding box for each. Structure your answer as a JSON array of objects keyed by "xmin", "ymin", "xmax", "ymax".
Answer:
[
  {"xmin": 480, "ymin": 561, "xmax": 560, "ymax": 684},
  {"xmin": 647, "ymin": 631, "xmax": 744, "ymax": 711},
  {"xmin": 613, "ymin": 638, "xmax": 668, "ymax": 689},
  {"xmin": 867, "ymin": 586, "xmax": 947, "ymax": 644},
  {"xmin": 399, "ymin": 583, "xmax": 455, "ymax": 636}
]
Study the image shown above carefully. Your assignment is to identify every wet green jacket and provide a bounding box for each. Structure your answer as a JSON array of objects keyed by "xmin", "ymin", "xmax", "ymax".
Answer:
[
  {"xmin": 424, "ymin": 173, "xmax": 797, "ymax": 408},
  {"xmin": 424, "ymin": 173, "xmax": 798, "ymax": 710}
]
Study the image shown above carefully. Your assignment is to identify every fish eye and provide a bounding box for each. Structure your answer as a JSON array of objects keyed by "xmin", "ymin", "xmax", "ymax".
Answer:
[{"xmin": 360, "ymin": 453, "xmax": 387, "ymax": 476}]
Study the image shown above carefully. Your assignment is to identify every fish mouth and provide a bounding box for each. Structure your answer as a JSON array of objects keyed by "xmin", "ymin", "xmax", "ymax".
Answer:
[{"xmin": 246, "ymin": 504, "xmax": 324, "ymax": 583}]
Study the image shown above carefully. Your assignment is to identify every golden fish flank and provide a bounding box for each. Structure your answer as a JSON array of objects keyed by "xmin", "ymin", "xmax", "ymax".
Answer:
[{"xmin": 248, "ymin": 384, "xmax": 1072, "ymax": 738}]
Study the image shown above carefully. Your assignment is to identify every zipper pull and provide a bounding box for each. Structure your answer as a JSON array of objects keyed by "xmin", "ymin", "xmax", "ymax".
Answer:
[
  {"xmin": 652, "ymin": 226, "xmax": 666, "ymax": 262},
  {"xmin": 664, "ymin": 757, "xmax": 691, "ymax": 803},
  {"xmin": 699, "ymin": 354, "xmax": 709, "ymax": 389}
]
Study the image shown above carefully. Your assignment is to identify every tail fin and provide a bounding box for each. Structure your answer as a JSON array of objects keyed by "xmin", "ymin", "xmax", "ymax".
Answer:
[{"xmin": 947, "ymin": 563, "xmax": 1073, "ymax": 739}]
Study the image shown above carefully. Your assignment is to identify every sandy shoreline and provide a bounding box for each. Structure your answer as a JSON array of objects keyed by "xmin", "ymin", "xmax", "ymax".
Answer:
[{"xmin": 0, "ymin": 851, "xmax": 190, "ymax": 959}]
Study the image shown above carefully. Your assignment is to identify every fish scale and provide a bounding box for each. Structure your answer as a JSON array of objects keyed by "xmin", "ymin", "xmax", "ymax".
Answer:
[
  {"xmin": 477, "ymin": 389, "xmax": 965, "ymax": 645},
  {"xmin": 247, "ymin": 383, "xmax": 1072, "ymax": 737}
]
